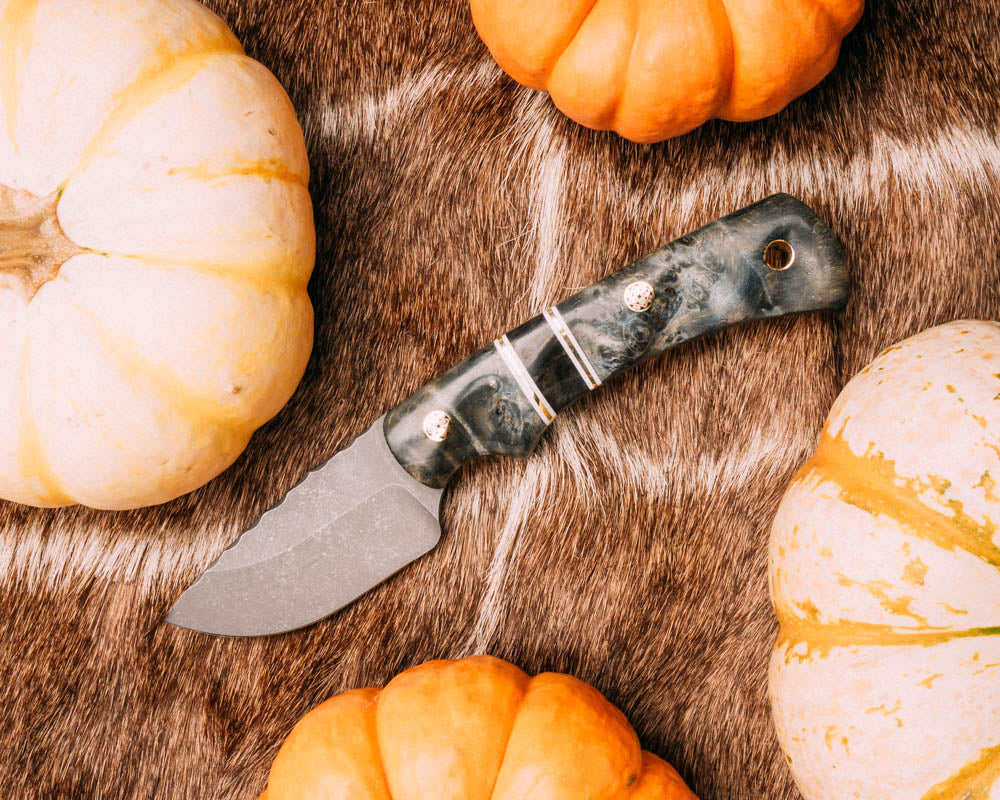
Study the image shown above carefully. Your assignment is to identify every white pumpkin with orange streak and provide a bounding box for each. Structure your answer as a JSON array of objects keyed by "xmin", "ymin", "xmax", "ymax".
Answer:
[
  {"xmin": 0, "ymin": 0, "xmax": 314, "ymax": 509},
  {"xmin": 769, "ymin": 321, "xmax": 1000, "ymax": 799}
]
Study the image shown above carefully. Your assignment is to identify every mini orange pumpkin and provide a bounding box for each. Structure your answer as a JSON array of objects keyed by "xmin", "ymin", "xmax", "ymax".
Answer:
[
  {"xmin": 470, "ymin": 0, "xmax": 864, "ymax": 143},
  {"xmin": 259, "ymin": 656, "xmax": 698, "ymax": 800}
]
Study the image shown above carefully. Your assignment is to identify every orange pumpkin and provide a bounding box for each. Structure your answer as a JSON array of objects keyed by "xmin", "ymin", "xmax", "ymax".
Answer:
[
  {"xmin": 469, "ymin": 0, "xmax": 864, "ymax": 143},
  {"xmin": 259, "ymin": 656, "xmax": 698, "ymax": 800}
]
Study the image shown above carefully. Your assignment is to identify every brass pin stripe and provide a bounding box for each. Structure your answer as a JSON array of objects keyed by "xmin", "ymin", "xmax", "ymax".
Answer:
[
  {"xmin": 494, "ymin": 335, "xmax": 556, "ymax": 425},
  {"xmin": 543, "ymin": 306, "xmax": 602, "ymax": 390}
]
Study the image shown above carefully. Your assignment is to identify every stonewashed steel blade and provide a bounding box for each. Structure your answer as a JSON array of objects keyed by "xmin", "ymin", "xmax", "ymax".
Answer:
[{"xmin": 166, "ymin": 417, "xmax": 443, "ymax": 636}]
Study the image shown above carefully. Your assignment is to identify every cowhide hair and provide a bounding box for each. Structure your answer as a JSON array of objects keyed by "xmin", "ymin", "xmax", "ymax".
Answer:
[{"xmin": 1, "ymin": 0, "xmax": 998, "ymax": 797}]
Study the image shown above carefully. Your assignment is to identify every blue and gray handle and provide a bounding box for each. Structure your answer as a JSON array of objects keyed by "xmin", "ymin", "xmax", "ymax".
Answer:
[{"xmin": 385, "ymin": 193, "xmax": 849, "ymax": 489}]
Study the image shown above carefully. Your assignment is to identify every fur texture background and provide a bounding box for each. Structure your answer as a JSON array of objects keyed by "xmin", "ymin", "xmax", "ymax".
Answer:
[{"xmin": 2, "ymin": 0, "xmax": 999, "ymax": 797}]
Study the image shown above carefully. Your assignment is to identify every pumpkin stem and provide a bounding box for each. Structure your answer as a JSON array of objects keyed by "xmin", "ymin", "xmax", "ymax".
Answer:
[{"xmin": 0, "ymin": 186, "xmax": 83, "ymax": 299}]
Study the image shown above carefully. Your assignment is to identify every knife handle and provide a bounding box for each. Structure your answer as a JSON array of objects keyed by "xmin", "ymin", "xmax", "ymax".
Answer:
[{"xmin": 384, "ymin": 193, "xmax": 849, "ymax": 489}]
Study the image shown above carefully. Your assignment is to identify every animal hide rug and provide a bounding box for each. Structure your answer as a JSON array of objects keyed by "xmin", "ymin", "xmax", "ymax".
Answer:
[{"xmin": 1, "ymin": 0, "xmax": 998, "ymax": 797}]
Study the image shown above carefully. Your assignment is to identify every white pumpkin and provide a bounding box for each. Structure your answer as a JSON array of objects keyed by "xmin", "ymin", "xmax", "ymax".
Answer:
[
  {"xmin": 769, "ymin": 321, "xmax": 1000, "ymax": 799},
  {"xmin": 0, "ymin": 0, "xmax": 315, "ymax": 509}
]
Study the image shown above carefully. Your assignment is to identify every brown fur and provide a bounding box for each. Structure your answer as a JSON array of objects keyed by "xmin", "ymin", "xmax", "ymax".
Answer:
[{"xmin": 2, "ymin": 0, "xmax": 999, "ymax": 797}]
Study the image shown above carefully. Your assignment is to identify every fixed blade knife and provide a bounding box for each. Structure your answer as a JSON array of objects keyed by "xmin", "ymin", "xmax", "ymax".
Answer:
[{"xmin": 166, "ymin": 193, "xmax": 849, "ymax": 636}]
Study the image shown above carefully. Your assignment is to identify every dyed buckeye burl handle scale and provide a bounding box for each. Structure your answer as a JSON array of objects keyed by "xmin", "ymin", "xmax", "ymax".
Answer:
[{"xmin": 385, "ymin": 194, "xmax": 849, "ymax": 489}]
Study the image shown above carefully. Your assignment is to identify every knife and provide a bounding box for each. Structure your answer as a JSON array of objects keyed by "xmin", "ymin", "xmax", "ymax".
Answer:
[{"xmin": 166, "ymin": 193, "xmax": 849, "ymax": 636}]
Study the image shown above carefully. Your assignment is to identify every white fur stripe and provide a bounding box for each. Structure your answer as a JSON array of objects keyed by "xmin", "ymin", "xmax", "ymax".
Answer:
[
  {"xmin": 317, "ymin": 59, "xmax": 500, "ymax": 145},
  {"xmin": 464, "ymin": 459, "xmax": 549, "ymax": 654},
  {"xmin": 320, "ymin": 68, "xmax": 1000, "ymax": 210},
  {"xmin": 525, "ymin": 119, "xmax": 566, "ymax": 311},
  {"xmin": 670, "ymin": 124, "xmax": 1000, "ymax": 220}
]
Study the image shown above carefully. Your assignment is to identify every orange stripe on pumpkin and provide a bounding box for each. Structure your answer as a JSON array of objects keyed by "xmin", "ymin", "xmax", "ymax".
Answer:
[
  {"xmin": 799, "ymin": 430, "xmax": 1000, "ymax": 570},
  {"xmin": 15, "ymin": 336, "xmax": 72, "ymax": 507},
  {"xmin": 67, "ymin": 42, "xmax": 244, "ymax": 188},
  {"xmin": 777, "ymin": 618, "xmax": 1000, "ymax": 662},
  {"xmin": 0, "ymin": 0, "xmax": 40, "ymax": 154},
  {"xmin": 920, "ymin": 741, "xmax": 1000, "ymax": 800},
  {"xmin": 165, "ymin": 158, "xmax": 308, "ymax": 188}
]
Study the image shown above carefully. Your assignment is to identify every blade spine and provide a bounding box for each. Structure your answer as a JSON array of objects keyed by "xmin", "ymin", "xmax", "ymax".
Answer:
[{"xmin": 190, "ymin": 415, "xmax": 441, "ymax": 576}]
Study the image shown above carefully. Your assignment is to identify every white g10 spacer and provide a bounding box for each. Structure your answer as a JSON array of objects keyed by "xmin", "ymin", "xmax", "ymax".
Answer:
[
  {"xmin": 494, "ymin": 335, "xmax": 556, "ymax": 425},
  {"xmin": 624, "ymin": 280, "xmax": 655, "ymax": 312},
  {"xmin": 422, "ymin": 410, "xmax": 452, "ymax": 442},
  {"xmin": 542, "ymin": 306, "xmax": 602, "ymax": 391}
]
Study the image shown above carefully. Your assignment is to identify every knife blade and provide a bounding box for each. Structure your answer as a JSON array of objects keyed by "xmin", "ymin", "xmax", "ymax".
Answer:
[{"xmin": 166, "ymin": 193, "xmax": 849, "ymax": 636}]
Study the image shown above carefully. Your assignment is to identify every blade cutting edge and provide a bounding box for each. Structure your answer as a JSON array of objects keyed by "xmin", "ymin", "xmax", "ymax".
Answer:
[{"xmin": 166, "ymin": 416, "xmax": 443, "ymax": 636}]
